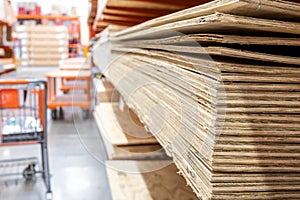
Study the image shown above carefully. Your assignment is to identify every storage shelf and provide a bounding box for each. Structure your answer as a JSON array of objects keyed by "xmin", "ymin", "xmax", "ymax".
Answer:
[{"xmin": 17, "ymin": 15, "xmax": 79, "ymax": 21}]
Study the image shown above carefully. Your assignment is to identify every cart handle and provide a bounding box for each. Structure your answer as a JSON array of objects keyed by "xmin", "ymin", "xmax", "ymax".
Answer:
[{"xmin": 0, "ymin": 79, "xmax": 45, "ymax": 85}]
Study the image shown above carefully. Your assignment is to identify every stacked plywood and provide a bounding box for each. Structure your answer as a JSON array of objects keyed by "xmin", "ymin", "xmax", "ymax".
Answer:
[
  {"xmin": 93, "ymin": 77, "xmax": 168, "ymax": 160},
  {"xmin": 92, "ymin": 0, "xmax": 300, "ymax": 199},
  {"xmin": 93, "ymin": 78, "xmax": 196, "ymax": 199},
  {"xmin": 16, "ymin": 25, "xmax": 69, "ymax": 66}
]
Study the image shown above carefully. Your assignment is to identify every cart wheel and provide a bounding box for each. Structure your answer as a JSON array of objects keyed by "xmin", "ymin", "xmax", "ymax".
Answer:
[
  {"xmin": 46, "ymin": 191, "xmax": 53, "ymax": 200},
  {"xmin": 23, "ymin": 163, "xmax": 36, "ymax": 181},
  {"xmin": 51, "ymin": 109, "xmax": 57, "ymax": 120},
  {"xmin": 59, "ymin": 107, "xmax": 64, "ymax": 119},
  {"xmin": 82, "ymin": 109, "xmax": 89, "ymax": 119}
]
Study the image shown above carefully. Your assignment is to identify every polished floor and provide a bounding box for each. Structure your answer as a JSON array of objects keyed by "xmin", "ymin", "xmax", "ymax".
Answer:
[
  {"xmin": 0, "ymin": 67, "xmax": 112, "ymax": 200},
  {"xmin": 0, "ymin": 109, "xmax": 112, "ymax": 200}
]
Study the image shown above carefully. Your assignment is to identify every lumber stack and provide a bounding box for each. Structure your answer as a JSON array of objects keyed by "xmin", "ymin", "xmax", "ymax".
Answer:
[
  {"xmin": 93, "ymin": 77, "xmax": 168, "ymax": 160},
  {"xmin": 88, "ymin": 0, "xmax": 98, "ymax": 26},
  {"xmin": 92, "ymin": 0, "xmax": 300, "ymax": 199},
  {"xmin": 93, "ymin": 0, "xmax": 213, "ymax": 33},
  {"xmin": 16, "ymin": 25, "xmax": 69, "ymax": 66}
]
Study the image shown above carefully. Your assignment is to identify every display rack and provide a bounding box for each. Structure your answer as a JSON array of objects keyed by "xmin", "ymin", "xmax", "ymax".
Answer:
[
  {"xmin": 16, "ymin": 25, "xmax": 69, "ymax": 66},
  {"xmin": 17, "ymin": 15, "xmax": 81, "ymax": 58}
]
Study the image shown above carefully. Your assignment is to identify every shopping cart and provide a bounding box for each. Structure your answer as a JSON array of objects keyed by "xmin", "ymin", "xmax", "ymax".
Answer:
[{"xmin": 0, "ymin": 79, "xmax": 52, "ymax": 199}]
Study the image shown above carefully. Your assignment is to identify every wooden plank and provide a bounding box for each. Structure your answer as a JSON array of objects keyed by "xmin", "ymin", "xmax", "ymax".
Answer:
[
  {"xmin": 110, "ymin": 144, "xmax": 168, "ymax": 160},
  {"xmin": 94, "ymin": 103, "xmax": 157, "ymax": 145},
  {"xmin": 113, "ymin": 0, "xmax": 300, "ymax": 37},
  {"xmin": 120, "ymin": 33, "xmax": 300, "ymax": 46},
  {"xmin": 103, "ymin": 14, "xmax": 153, "ymax": 23},
  {"xmin": 113, "ymin": 13, "xmax": 300, "ymax": 40},
  {"xmin": 106, "ymin": 160, "xmax": 198, "ymax": 200},
  {"xmin": 93, "ymin": 78, "xmax": 119, "ymax": 102},
  {"xmin": 100, "ymin": 19, "xmax": 140, "ymax": 27},
  {"xmin": 93, "ymin": 111, "xmax": 166, "ymax": 160},
  {"xmin": 103, "ymin": 8, "xmax": 163, "ymax": 18},
  {"xmin": 106, "ymin": 0, "xmax": 185, "ymax": 10},
  {"xmin": 113, "ymin": 45, "xmax": 300, "ymax": 65}
]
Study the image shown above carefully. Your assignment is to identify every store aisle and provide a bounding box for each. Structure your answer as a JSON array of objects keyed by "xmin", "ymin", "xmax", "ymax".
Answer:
[{"xmin": 0, "ymin": 108, "xmax": 112, "ymax": 200}]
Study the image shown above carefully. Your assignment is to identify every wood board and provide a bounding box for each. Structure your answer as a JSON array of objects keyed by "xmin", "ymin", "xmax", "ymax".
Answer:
[
  {"xmin": 118, "ymin": 33, "xmax": 300, "ymax": 46},
  {"xmin": 106, "ymin": 160, "xmax": 198, "ymax": 200},
  {"xmin": 93, "ymin": 102, "xmax": 168, "ymax": 160},
  {"xmin": 93, "ymin": 78, "xmax": 119, "ymax": 102},
  {"xmin": 113, "ymin": 13, "xmax": 300, "ymax": 41},
  {"xmin": 113, "ymin": 0, "xmax": 300, "ymax": 37},
  {"xmin": 94, "ymin": 0, "xmax": 213, "ymax": 33},
  {"xmin": 94, "ymin": 103, "xmax": 157, "ymax": 146}
]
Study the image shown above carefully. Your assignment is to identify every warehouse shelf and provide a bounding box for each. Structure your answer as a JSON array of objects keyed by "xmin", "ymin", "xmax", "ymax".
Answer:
[{"xmin": 17, "ymin": 15, "xmax": 79, "ymax": 21}]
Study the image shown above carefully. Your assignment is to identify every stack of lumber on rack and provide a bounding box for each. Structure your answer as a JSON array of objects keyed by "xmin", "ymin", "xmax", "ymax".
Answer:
[
  {"xmin": 93, "ymin": 0, "xmax": 212, "ymax": 33},
  {"xmin": 16, "ymin": 25, "xmax": 69, "ymax": 66},
  {"xmin": 93, "ymin": 78, "xmax": 195, "ymax": 199},
  {"xmin": 92, "ymin": 0, "xmax": 300, "ymax": 199},
  {"xmin": 93, "ymin": 78, "xmax": 168, "ymax": 160},
  {"xmin": 88, "ymin": 0, "xmax": 98, "ymax": 26}
]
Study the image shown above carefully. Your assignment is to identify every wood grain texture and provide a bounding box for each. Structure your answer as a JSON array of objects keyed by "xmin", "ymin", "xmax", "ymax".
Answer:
[
  {"xmin": 106, "ymin": 160, "xmax": 198, "ymax": 200},
  {"xmin": 93, "ymin": 0, "xmax": 300, "ymax": 199},
  {"xmin": 113, "ymin": 0, "xmax": 300, "ymax": 37},
  {"xmin": 94, "ymin": 103, "xmax": 157, "ymax": 146},
  {"xmin": 93, "ymin": 78, "xmax": 119, "ymax": 102},
  {"xmin": 94, "ymin": 0, "xmax": 213, "ymax": 33}
]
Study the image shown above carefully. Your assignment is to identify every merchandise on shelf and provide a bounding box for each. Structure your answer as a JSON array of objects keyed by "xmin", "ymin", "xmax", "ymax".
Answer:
[
  {"xmin": 16, "ymin": 25, "xmax": 69, "ymax": 66},
  {"xmin": 16, "ymin": 15, "xmax": 81, "ymax": 58},
  {"xmin": 17, "ymin": 2, "xmax": 41, "ymax": 15}
]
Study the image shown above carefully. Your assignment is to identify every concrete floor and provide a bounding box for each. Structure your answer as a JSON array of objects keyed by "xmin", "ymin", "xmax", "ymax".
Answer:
[
  {"xmin": 0, "ymin": 67, "xmax": 112, "ymax": 200},
  {"xmin": 0, "ymin": 109, "xmax": 112, "ymax": 200}
]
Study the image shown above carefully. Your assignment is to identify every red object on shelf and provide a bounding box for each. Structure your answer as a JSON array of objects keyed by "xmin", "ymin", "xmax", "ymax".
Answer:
[
  {"xmin": 69, "ymin": 21, "xmax": 79, "ymax": 34},
  {"xmin": 18, "ymin": 7, "xmax": 25, "ymax": 15},
  {"xmin": 35, "ymin": 6, "xmax": 41, "ymax": 15},
  {"xmin": 28, "ymin": 9, "xmax": 35, "ymax": 15}
]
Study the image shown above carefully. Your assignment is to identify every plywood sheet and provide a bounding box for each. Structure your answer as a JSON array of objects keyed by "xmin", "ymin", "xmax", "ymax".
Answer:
[
  {"xmin": 113, "ymin": 0, "xmax": 300, "ymax": 37},
  {"xmin": 106, "ymin": 160, "xmax": 198, "ymax": 200},
  {"xmin": 94, "ymin": 103, "xmax": 157, "ymax": 145},
  {"xmin": 92, "ymin": 0, "xmax": 300, "ymax": 199}
]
